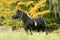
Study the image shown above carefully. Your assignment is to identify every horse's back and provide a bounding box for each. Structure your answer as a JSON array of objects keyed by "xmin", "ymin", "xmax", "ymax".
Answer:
[{"xmin": 33, "ymin": 17, "xmax": 45, "ymax": 25}]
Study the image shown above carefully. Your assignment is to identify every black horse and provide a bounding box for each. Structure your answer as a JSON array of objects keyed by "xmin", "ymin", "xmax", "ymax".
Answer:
[{"xmin": 12, "ymin": 10, "xmax": 48, "ymax": 35}]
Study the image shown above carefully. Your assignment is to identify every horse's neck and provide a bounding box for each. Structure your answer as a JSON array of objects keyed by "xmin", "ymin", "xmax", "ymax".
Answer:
[
  {"xmin": 27, "ymin": 15, "xmax": 32, "ymax": 19},
  {"xmin": 21, "ymin": 13, "xmax": 32, "ymax": 23}
]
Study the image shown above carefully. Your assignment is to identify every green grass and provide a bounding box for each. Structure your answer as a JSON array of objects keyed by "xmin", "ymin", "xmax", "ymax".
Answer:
[{"xmin": 0, "ymin": 30, "xmax": 60, "ymax": 40}]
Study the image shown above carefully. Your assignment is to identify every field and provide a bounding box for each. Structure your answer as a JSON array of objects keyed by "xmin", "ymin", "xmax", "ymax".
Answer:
[
  {"xmin": 0, "ymin": 29, "xmax": 60, "ymax": 40},
  {"xmin": 0, "ymin": 0, "xmax": 60, "ymax": 40}
]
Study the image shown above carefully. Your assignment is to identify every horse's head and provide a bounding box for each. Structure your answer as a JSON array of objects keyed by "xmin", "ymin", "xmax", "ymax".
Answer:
[{"xmin": 12, "ymin": 9, "xmax": 23, "ymax": 19}]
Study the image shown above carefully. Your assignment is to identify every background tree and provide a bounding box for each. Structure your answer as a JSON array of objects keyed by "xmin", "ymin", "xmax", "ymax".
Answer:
[{"xmin": 48, "ymin": 0, "xmax": 60, "ymax": 19}]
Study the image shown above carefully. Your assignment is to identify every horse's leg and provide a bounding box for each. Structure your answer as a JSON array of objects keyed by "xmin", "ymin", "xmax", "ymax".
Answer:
[
  {"xmin": 42, "ymin": 25, "xmax": 48, "ymax": 35},
  {"xmin": 37, "ymin": 27, "xmax": 40, "ymax": 35},
  {"xmin": 24, "ymin": 27, "xmax": 29, "ymax": 35},
  {"xmin": 45, "ymin": 27, "xmax": 48, "ymax": 35},
  {"xmin": 29, "ymin": 26, "xmax": 32, "ymax": 35}
]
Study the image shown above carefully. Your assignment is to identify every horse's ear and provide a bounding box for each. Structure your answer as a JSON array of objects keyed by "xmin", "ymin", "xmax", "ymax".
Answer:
[
  {"xmin": 16, "ymin": 9, "xmax": 20, "ymax": 14},
  {"xmin": 17, "ymin": 9, "xmax": 20, "ymax": 12},
  {"xmin": 16, "ymin": 9, "xmax": 19, "ymax": 12}
]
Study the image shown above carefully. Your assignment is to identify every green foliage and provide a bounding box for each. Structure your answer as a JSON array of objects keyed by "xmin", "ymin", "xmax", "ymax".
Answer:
[
  {"xmin": 34, "ymin": 0, "xmax": 39, "ymax": 2},
  {"xmin": 10, "ymin": 3, "xmax": 17, "ymax": 11},
  {"xmin": 41, "ymin": 5, "xmax": 48, "ymax": 11},
  {"xmin": 20, "ymin": 4, "xmax": 30, "ymax": 11},
  {"xmin": 36, "ymin": 3, "xmax": 49, "ymax": 12},
  {"xmin": 42, "ymin": 12, "xmax": 60, "ymax": 29},
  {"xmin": 0, "ymin": 0, "xmax": 59, "ymax": 30}
]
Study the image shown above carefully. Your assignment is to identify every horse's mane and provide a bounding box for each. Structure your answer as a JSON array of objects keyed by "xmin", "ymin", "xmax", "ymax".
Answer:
[{"xmin": 18, "ymin": 9, "xmax": 32, "ymax": 19}]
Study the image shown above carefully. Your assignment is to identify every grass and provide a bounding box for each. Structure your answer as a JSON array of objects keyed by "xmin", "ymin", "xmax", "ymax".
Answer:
[{"xmin": 0, "ymin": 29, "xmax": 60, "ymax": 40}]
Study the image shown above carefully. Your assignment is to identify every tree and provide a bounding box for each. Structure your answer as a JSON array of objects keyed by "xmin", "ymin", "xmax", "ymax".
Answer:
[{"xmin": 48, "ymin": 0, "xmax": 60, "ymax": 19}]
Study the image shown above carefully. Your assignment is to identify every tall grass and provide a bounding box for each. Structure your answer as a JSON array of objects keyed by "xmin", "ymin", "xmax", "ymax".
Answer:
[{"xmin": 0, "ymin": 30, "xmax": 60, "ymax": 40}]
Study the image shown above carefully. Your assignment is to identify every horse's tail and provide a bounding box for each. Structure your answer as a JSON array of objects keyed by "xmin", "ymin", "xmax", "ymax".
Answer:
[
  {"xmin": 42, "ymin": 17, "xmax": 48, "ymax": 35},
  {"xmin": 41, "ymin": 18, "xmax": 48, "ymax": 35}
]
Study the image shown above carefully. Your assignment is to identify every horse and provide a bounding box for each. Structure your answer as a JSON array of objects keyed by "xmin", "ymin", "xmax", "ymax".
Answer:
[{"xmin": 12, "ymin": 9, "xmax": 48, "ymax": 35}]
